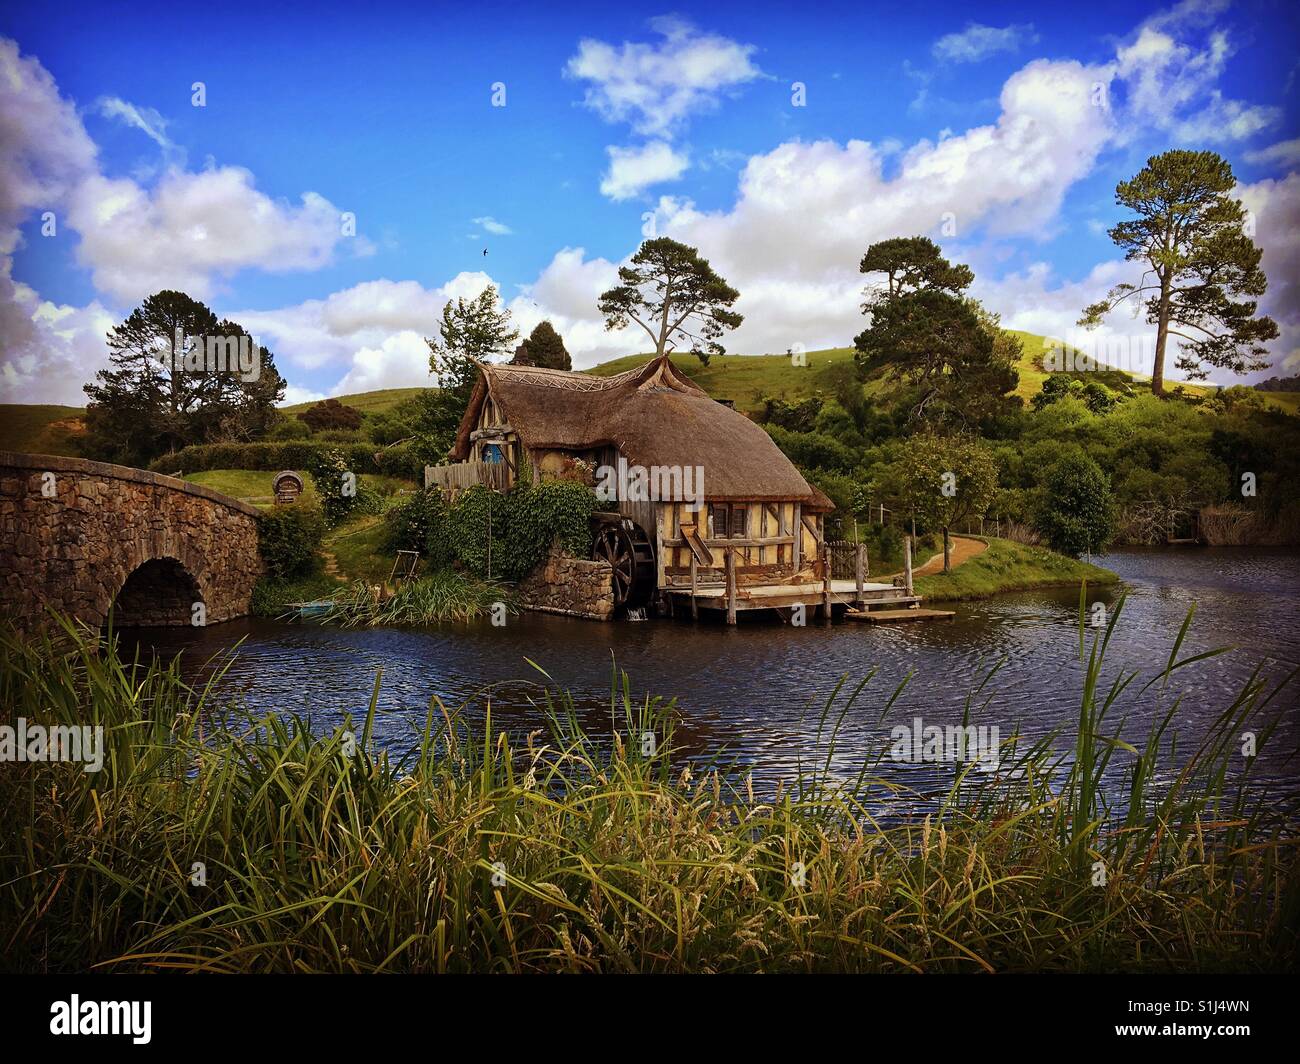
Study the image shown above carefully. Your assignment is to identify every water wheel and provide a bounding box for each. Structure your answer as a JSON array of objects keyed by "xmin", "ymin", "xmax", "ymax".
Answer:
[{"xmin": 592, "ymin": 518, "xmax": 656, "ymax": 610}]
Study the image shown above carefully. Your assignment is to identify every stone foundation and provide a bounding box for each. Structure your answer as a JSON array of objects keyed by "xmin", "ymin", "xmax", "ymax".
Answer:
[
  {"xmin": 0, "ymin": 451, "xmax": 263, "ymax": 631},
  {"xmin": 515, "ymin": 544, "xmax": 615, "ymax": 621}
]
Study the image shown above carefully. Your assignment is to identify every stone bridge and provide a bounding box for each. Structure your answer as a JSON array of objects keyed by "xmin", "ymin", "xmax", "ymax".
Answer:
[{"xmin": 1, "ymin": 451, "xmax": 263, "ymax": 631}]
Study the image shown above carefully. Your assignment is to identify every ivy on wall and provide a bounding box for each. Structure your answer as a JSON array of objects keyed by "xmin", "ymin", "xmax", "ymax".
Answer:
[{"xmin": 384, "ymin": 479, "xmax": 598, "ymax": 582}]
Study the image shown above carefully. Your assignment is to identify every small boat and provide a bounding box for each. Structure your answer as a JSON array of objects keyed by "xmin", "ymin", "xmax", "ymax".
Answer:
[{"xmin": 288, "ymin": 599, "xmax": 335, "ymax": 620}]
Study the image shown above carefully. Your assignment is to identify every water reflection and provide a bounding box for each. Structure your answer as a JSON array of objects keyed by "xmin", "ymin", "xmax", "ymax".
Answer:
[{"xmin": 123, "ymin": 549, "xmax": 1300, "ymax": 800}]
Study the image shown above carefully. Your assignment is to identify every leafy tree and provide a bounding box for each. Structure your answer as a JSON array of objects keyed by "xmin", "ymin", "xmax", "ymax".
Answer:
[
  {"xmin": 1079, "ymin": 150, "xmax": 1278, "ymax": 395},
  {"xmin": 298, "ymin": 398, "xmax": 363, "ymax": 432},
  {"xmin": 598, "ymin": 237, "xmax": 742, "ymax": 366},
  {"xmin": 895, "ymin": 434, "xmax": 998, "ymax": 572},
  {"xmin": 858, "ymin": 235, "xmax": 974, "ymax": 302},
  {"xmin": 512, "ymin": 320, "xmax": 571, "ymax": 370},
  {"xmin": 417, "ymin": 286, "xmax": 518, "ymax": 461},
  {"xmin": 1035, "ymin": 453, "xmax": 1115, "ymax": 557},
  {"xmin": 854, "ymin": 239, "xmax": 1018, "ymax": 429},
  {"xmin": 83, "ymin": 290, "xmax": 285, "ymax": 465}
]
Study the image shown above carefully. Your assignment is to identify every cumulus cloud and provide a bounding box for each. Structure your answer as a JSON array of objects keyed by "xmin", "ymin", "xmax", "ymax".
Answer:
[
  {"xmin": 600, "ymin": 141, "xmax": 689, "ymax": 200},
  {"xmin": 1113, "ymin": 20, "xmax": 1279, "ymax": 144},
  {"xmin": 0, "ymin": 36, "xmax": 372, "ymax": 402},
  {"xmin": 933, "ymin": 23, "xmax": 1039, "ymax": 64},
  {"xmin": 566, "ymin": 16, "xmax": 762, "ymax": 139},
  {"xmin": 67, "ymin": 168, "xmax": 352, "ymax": 303}
]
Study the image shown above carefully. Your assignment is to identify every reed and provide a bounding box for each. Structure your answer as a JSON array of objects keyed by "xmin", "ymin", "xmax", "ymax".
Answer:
[
  {"xmin": 0, "ymin": 606, "xmax": 1295, "ymax": 973},
  {"xmin": 321, "ymin": 570, "xmax": 514, "ymax": 625}
]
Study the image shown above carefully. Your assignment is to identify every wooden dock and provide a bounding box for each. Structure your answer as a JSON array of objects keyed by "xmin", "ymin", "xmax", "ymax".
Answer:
[{"xmin": 845, "ymin": 607, "xmax": 955, "ymax": 624}]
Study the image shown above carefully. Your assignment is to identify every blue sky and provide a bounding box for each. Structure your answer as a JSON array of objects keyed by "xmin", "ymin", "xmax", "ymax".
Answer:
[{"xmin": 2, "ymin": 0, "xmax": 1297, "ymax": 404}]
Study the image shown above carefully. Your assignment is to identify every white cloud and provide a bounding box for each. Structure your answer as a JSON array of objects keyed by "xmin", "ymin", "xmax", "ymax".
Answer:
[
  {"xmin": 933, "ymin": 23, "xmax": 1039, "ymax": 64},
  {"xmin": 0, "ymin": 36, "xmax": 371, "ymax": 402},
  {"xmin": 566, "ymin": 16, "xmax": 762, "ymax": 138},
  {"xmin": 600, "ymin": 141, "xmax": 689, "ymax": 200},
  {"xmin": 1114, "ymin": 23, "xmax": 1279, "ymax": 144},
  {"xmin": 67, "ymin": 167, "xmax": 353, "ymax": 303},
  {"xmin": 1244, "ymin": 138, "xmax": 1300, "ymax": 169},
  {"xmin": 472, "ymin": 216, "xmax": 513, "ymax": 235},
  {"xmin": 96, "ymin": 96, "xmax": 174, "ymax": 153}
]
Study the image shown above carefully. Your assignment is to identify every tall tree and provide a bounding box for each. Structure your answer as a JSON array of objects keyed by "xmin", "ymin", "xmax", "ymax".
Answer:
[
  {"xmin": 512, "ymin": 320, "xmax": 571, "ymax": 370},
  {"xmin": 858, "ymin": 235, "xmax": 974, "ymax": 303},
  {"xmin": 598, "ymin": 237, "xmax": 742, "ymax": 366},
  {"xmin": 83, "ymin": 290, "xmax": 285, "ymax": 465},
  {"xmin": 416, "ymin": 286, "xmax": 518, "ymax": 461},
  {"xmin": 854, "ymin": 238, "xmax": 1018, "ymax": 429},
  {"xmin": 1079, "ymin": 150, "xmax": 1278, "ymax": 396}
]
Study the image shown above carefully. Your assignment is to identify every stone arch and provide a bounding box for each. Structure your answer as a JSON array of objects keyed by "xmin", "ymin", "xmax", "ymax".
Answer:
[{"xmin": 109, "ymin": 556, "xmax": 206, "ymax": 627}]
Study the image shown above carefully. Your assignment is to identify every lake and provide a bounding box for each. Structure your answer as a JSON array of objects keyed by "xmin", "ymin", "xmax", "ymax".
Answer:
[{"xmin": 125, "ymin": 548, "xmax": 1300, "ymax": 803}]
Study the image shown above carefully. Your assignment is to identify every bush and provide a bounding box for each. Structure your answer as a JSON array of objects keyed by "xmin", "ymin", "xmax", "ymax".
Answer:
[
  {"xmin": 257, "ymin": 505, "xmax": 326, "ymax": 579},
  {"xmin": 1035, "ymin": 453, "xmax": 1115, "ymax": 556},
  {"xmin": 384, "ymin": 487, "xmax": 453, "ymax": 568},
  {"xmin": 306, "ymin": 449, "xmax": 376, "ymax": 526},
  {"xmin": 297, "ymin": 398, "xmax": 363, "ymax": 432}
]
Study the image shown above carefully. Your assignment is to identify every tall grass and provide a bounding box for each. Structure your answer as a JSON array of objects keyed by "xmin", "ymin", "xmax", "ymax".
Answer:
[
  {"xmin": 0, "ymin": 605, "xmax": 1295, "ymax": 973},
  {"xmin": 321, "ymin": 571, "xmax": 514, "ymax": 625}
]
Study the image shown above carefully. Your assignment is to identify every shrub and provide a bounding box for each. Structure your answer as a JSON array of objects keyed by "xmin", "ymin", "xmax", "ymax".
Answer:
[
  {"xmin": 305, "ymin": 449, "xmax": 371, "ymax": 526},
  {"xmin": 297, "ymin": 398, "xmax": 363, "ymax": 432},
  {"xmin": 384, "ymin": 487, "xmax": 453, "ymax": 568},
  {"xmin": 1035, "ymin": 453, "xmax": 1116, "ymax": 556},
  {"xmin": 256, "ymin": 504, "xmax": 326, "ymax": 579}
]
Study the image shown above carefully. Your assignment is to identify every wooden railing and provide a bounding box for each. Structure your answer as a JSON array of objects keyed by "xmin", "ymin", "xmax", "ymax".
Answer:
[{"xmin": 424, "ymin": 460, "xmax": 511, "ymax": 493}]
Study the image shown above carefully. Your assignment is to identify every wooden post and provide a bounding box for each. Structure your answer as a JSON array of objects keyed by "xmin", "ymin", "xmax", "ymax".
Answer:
[
  {"xmin": 904, "ymin": 535, "xmax": 914, "ymax": 596},
  {"xmin": 821, "ymin": 544, "xmax": 832, "ymax": 626},
  {"xmin": 690, "ymin": 555, "xmax": 698, "ymax": 621},
  {"xmin": 855, "ymin": 542, "xmax": 865, "ymax": 604},
  {"xmin": 725, "ymin": 548, "xmax": 737, "ymax": 626}
]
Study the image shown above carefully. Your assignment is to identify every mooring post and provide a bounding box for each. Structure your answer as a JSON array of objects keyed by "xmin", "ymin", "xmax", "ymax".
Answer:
[
  {"xmin": 855, "ymin": 542, "xmax": 865, "ymax": 604},
  {"xmin": 690, "ymin": 554, "xmax": 699, "ymax": 621},
  {"xmin": 725, "ymin": 548, "xmax": 737, "ymax": 626},
  {"xmin": 904, "ymin": 535, "xmax": 914, "ymax": 596},
  {"xmin": 821, "ymin": 544, "xmax": 832, "ymax": 626}
]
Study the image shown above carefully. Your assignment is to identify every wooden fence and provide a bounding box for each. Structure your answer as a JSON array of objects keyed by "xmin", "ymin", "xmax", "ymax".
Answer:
[{"xmin": 424, "ymin": 460, "xmax": 511, "ymax": 493}]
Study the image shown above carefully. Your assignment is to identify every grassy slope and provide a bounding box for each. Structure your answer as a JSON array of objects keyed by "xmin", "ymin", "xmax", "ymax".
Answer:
[
  {"xmin": 0, "ymin": 404, "xmax": 86, "ymax": 454},
  {"xmin": 279, "ymin": 387, "xmax": 424, "ymax": 415},
  {"xmin": 584, "ymin": 332, "xmax": 1300, "ymax": 415},
  {"xmin": 913, "ymin": 537, "xmax": 1120, "ymax": 602}
]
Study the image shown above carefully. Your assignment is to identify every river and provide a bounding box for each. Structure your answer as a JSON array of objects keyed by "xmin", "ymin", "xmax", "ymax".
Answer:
[{"xmin": 125, "ymin": 548, "xmax": 1300, "ymax": 803}]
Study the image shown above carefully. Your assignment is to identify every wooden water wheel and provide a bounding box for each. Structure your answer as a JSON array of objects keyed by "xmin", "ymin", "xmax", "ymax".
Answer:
[{"xmin": 592, "ymin": 516, "xmax": 656, "ymax": 610}]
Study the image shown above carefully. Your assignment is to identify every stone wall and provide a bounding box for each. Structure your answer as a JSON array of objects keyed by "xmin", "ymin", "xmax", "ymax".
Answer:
[
  {"xmin": 515, "ymin": 544, "xmax": 615, "ymax": 621},
  {"xmin": 0, "ymin": 451, "xmax": 263, "ymax": 631}
]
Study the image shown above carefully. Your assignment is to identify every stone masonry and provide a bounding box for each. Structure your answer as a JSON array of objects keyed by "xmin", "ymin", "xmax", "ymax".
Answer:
[
  {"xmin": 515, "ymin": 544, "xmax": 615, "ymax": 621},
  {"xmin": 0, "ymin": 451, "xmax": 263, "ymax": 631}
]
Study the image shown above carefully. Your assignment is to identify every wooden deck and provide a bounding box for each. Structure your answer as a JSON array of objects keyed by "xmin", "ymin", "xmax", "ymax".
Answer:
[
  {"xmin": 845, "ymin": 607, "xmax": 955, "ymax": 624},
  {"xmin": 666, "ymin": 578, "xmax": 918, "ymax": 615}
]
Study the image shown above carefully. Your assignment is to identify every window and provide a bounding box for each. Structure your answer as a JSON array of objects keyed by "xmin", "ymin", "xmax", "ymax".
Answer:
[{"xmin": 709, "ymin": 503, "xmax": 748, "ymax": 539}]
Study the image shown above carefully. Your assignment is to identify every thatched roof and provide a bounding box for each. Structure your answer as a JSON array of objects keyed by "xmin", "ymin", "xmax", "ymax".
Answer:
[{"xmin": 453, "ymin": 355, "xmax": 827, "ymax": 504}]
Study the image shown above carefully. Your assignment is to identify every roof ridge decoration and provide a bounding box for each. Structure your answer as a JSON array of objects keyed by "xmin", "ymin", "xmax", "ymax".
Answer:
[{"xmin": 487, "ymin": 359, "xmax": 655, "ymax": 392}]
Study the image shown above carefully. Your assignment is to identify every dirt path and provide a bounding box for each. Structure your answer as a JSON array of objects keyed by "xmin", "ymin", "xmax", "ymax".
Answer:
[{"xmin": 885, "ymin": 534, "xmax": 987, "ymax": 579}]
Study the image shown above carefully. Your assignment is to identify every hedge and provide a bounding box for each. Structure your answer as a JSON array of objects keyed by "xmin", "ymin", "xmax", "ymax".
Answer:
[{"xmin": 147, "ymin": 441, "xmax": 423, "ymax": 480}]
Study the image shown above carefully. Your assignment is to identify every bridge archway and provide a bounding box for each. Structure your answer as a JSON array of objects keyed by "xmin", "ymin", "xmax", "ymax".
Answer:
[
  {"xmin": 110, "ymin": 556, "xmax": 205, "ymax": 627},
  {"xmin": 1, "ymin": 451, "xmax": 263, "ymax": 632}
]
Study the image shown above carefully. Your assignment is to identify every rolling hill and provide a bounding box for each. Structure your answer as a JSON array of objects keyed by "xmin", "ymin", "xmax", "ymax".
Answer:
[{"xmin": 2, "ymin": 329, "xmax": 1292, "ymax": 460}]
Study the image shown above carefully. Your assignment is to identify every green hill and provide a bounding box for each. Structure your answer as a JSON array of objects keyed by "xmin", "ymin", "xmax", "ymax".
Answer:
[
  {"xmin": 280, "ymin": 387, "xmax": 424, "ymax": 416},
  {"xmin": 584, "ymin": 332, "xmax": 1298, "ymax": 415},
  {"xmin": 0, "ymin": 404, "xmax": 86, "ymax": 454}
]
